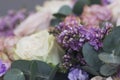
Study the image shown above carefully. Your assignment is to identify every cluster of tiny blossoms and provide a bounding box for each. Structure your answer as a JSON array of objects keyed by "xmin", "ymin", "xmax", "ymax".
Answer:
[
  {"xmin": 0, "ymin": 9, "xmax": 29, "ymax": 37},
  {"xmin": 55, "ymin": 16, "xmax": 113, "ymax": 69}
]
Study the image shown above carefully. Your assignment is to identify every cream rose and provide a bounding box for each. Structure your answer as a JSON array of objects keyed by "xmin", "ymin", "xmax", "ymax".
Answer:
[{"xmin": 15, "ymin": 30, "xmax": 65, "ymax": 65}]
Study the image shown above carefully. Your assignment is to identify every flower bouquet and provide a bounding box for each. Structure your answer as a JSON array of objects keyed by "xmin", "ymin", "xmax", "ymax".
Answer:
[{"xmin": 0, "ymin": 0, "xmax": 120, "ymax": 80}]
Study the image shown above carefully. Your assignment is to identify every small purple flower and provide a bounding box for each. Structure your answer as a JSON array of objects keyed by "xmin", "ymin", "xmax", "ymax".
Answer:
[
  {"xmin": 68, "ymin": 68, "xmax": 89, "ymax": 80},
  {"xmin": 101, "ymin": 0, "xmax": 114, "ymax": 5},
  {"xmin": 0, "ymin": 60, "xmax": 9, "ymax": 77}
]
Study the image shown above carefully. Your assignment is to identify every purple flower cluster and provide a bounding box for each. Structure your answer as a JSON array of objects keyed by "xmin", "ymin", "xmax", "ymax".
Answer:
[
  {"xmin": 0, "ymin": 9, "xmax": 29, "ymax": 37},
  {"xmin": 68, "ymin": 68, "xmax": 89, "ymax": 80},
  {"xmin": 56, "ymin": 21, "xmax": 112, "ymax": 51},
  {"xmin": 0, "ymin": 60, "xmax": 8, "ymax": 77},
  {"xmin": 55, "ymin": 16, "xmax": 113, "ymax": 69}
]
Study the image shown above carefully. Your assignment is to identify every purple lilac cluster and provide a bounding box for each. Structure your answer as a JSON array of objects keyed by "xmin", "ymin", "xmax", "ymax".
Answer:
[
  {"xmin": 0, "ymin": 60, "xmax": 8, "ymax": 77},
  {"xmin": 68, "ymin": 68, "xmax": 89, "ymax": 80},
  {"xmin": 55, "ymin": 16, "xmax": 113, "ymax": 69},
  {"xmin": 56, "ymin": 21, "xmax": 112, "ymax": 51},
  {"xmin": 0, "ymin": 9, "xmax": 29, "ymax": 37}
]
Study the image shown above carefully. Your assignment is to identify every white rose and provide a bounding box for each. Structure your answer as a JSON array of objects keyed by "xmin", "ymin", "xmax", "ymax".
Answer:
[{"xmin": 15, "ymin": 30, "xmax": 65, "ymax": 65}]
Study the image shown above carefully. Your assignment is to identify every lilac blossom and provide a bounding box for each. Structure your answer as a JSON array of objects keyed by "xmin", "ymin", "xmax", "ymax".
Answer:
[
  {"xmin": 68, "ymin": 68, "xmax": 89, "ymax": 80},
  {"xmin": 55, "ymin": 16, "xmax": 112, "ymax": 69},
  {"xmin": 0, "ymin": 60, "xmax": 9, "ymax": 77}
]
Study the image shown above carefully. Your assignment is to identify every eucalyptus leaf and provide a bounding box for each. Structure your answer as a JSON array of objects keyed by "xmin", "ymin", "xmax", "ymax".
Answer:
[
  {"xmin": 58, "ymin": 5, "xmax": 72, "ymax": 15},
  {"xmin": 30, "ymin": 61, "xmax": 38, "ymax": 80},
  {"xmin": 53, "ymin": 14, "xmax": 66, "ymax": 19},
  {"xmin": 81, "ymin": 66, "xmax": 100, "ymax": 76},
  {"xmin": 73, "ymin": 0, "xmax": 90, "ymax": 15},
  {"xmin": 49, "ymin": 64, "xmax": 59, "ymax": 80},
  {"xmin": 99, "ymin": 52, "xmax": 120, "ymax": 64},
  {"xmin": 103, "ymin": 26, "xmax": 120, "ymax": 52},
  {"xmin": 4, "ymin": 69, "xmax": 25, "ymax": 80},
  {"xmin": 50, "ymin": 18, "xmax": 62, "ymax": 27},
  {"xmin": 100, "ymin": 64, "xmax": 118, "ymax": 76},
  {"xmin": 11, "ymin": 60, "xmax": 31, "ymax": 75},
  {"xmin": 11, "ymin": 60, "xmax": 57, "ymax": 80},
  {"xmin": 90, "ymin": 0, "xmax": 101, "ymax": 5},
  {"xmin": 82, "ymin": 43, "xmax": 103, "ymax": 71}
]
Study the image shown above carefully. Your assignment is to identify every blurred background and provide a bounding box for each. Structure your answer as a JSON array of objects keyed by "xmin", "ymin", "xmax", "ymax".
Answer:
[{"xmin": 0, "ymin": 0, "xmax": 46, "ymax": 16}]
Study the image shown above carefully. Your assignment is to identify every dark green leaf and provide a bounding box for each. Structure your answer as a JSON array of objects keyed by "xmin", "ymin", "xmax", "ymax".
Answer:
[
  {"xmin": 11, "ymin": 60, "xmax": 54, "ymax": 80},
  {"xmin": 50, "ymin": 18, "xmax": 62, "ymax": 27},
  {"xmin": 53, "ymin": 13, "xmax": 66, "ymax": 18},
  {"xmin": 90, "ymin": 0, "xmax": 101, "ymax": 5},
  {"xmin": 100, "ymin": 64, "xmax": 118, "ymax": 76},
  {"xmin": 99, "ymin": 52, "xmax": 120, "ymax": 64},
  {"xmin": 35, "ymin": 60, "xmax": 52, "ymax": 76},
  {"xmin": 81, "ymin": 66, "xmax": 100, "ymax": 76},
  {"xmin": 82, "ymin": 43, "xmax": 103, "ymax": 71},
  {"xmin": 49, "ymin": 64, "xmax": 59, "ymax": 80},
  {"xmin": 30, "ymin": 61, "xmax": 38, "ymax": 80},
  {"xmin": 11, "ymin": 60, "xmax": 31, "ymax": 75},
  {"xmin": 58, "ymin": 5, "xmax": 72, "ymax": 15},
  {"xmin": 4, "ymin": 69, "xmax": 25, "ymax": 80},
  {"xmin": 73, "ymin": 0, "xmax": 90, "ymax": 15},
  {"xmin": 103, "ymin": 26, "xmax": 120, "ymax": 52}
]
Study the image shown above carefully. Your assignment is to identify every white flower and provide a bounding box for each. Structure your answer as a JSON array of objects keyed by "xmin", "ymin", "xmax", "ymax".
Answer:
[{"xmin": 15, "ymin": 30, "xmax": 65, "ymax": 65}]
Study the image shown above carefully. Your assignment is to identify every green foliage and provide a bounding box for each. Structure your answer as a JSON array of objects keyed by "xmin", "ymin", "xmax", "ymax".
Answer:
[
  {"xmin": 53, "ymin": 5, "xmax": 72, "ymax": 18},
  {"xmin": 90, "ymin": 0, "xmax": 101, "ymax": 5},
  {"xmin": 100, "ymin": 64, "xmax": 118, "ymax": 76},
  {"xmin": 50, "ymin": 18, "xmax": 62, "ymax": 27},
  {"xmin": 4, "ymin": 69, "xmax": 25, "ymax": 80},
  {"xmin": 103, "ymin": 26, "xmax": 120, "ymax": 52},
  {"xmin": 4, "ymin": 60, "xmax": 58, "ymax": 80},
  {"xmin": 58, "ymin": 5, "xmax": 72, "ymax": 16},
  {"xmin": 73, "ymin": 0, "xmax": 90, "ymax": 15},
  {"xmin": 99, "ymin": 52, "xmax": 120, "ymax": 64},
  {"xmin": 98, "ymin": 26, "xmax": 120, "ymax": 76},
  {"xmin": 81, "ymin": 66, "xmax": 100, "ymax": 76},
  {"xmin": 82, "ymin": 43, "xmax": 103, "ymax": 71},
  {"xmin": 11, "ymin": 60, "xmax": 31, "ymax": 75}
]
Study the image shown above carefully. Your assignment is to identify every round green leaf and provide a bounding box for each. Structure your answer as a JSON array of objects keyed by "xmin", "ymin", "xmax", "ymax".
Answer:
[
  {"xmin": 58, "ymin": 5, "xmax": 72, "ymax": 15},
  {"xmin": 4, "ymin": 69, "xmax": 25, "ymax": 80},
  {"xmin": 103, "ymin": 26, "xmax": 120, "ymax": 52},
  {"xmin": 100, "ymin": 64, "xmax": 118, "ymax": 76},
  {"xmin": 82, "ymin": 43, "xmax": 103, "ymax": 71},
  {"xmin": 11, "ymin": 60, "xmax": 31, "ymax": 75},
  {"xmin": 73, "ymin": 0, "xmax": 90, "ymax": 15},
  {"xmin": 99, "ymin": 53, "xmax": 120, "ymax": 64},
  {"xmin": 81, "ymin": 66, "xmax": 100, "ymax": 76}
]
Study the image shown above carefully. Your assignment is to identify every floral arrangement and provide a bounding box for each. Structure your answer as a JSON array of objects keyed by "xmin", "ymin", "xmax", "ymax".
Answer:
[{"xmin": 0, "ymin": 0, "xmax": 120, "ymax": 80}]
